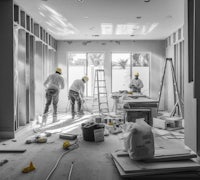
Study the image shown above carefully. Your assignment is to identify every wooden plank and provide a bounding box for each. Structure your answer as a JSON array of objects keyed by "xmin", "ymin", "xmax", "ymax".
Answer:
[
  {"xmin": 0, "ymin": 149, "xmax": 26, "ymax": 153},
  {"xmin": 116, "ymin": 150, "xmax": 197, "ymax": 162},
  {"xmin": 112, "ymin": 152, "xmax": 200, "ymax": 174},
  {"xmin": 112, "ymin": 157, "xmax": 200, "ymax": 178}
]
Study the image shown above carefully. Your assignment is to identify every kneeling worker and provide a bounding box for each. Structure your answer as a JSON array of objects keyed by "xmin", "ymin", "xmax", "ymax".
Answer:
[
  {"xmin": 129, "ymin": 72, "xmax": 144, "ymax": 93},
  {"xmin": 68, "ymin": 76, "xmax": 89, "ymax": 119},
  {"xmin": 42, "ymin": 68, "xmax": 65, "ymax": 125}
]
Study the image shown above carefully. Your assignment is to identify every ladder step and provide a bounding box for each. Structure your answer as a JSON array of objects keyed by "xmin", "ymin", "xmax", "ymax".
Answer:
[
  {"xmin": 93, "ymin": 69, "xmax": 109, "ymax": 113},
  {"xmin": 94, "ymin": 86, "xmax": 106, "ymax": 88}
]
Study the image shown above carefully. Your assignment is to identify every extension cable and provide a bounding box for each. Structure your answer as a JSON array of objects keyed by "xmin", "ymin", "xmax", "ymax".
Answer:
[{"xmin": 45, "ymin": 141, "xmax": 79, "ymax": 180}]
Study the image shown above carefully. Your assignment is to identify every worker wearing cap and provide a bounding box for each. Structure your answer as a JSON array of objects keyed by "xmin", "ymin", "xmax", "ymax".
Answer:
[
  {"xmin": 129, "ymin": 72, "xmax": 144, "ymax": 93},
  {"xmin": 68, "ymin": 76, "xmax": 89, "ymax": 119},
  {"xmin": 42, "ymin": 68, "xmax": 65, "ymax": 125}
]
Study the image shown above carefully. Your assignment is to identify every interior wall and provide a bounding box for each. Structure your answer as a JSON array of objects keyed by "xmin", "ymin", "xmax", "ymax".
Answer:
[
  {"xmin": 34, "ymin": 41, "xmax": 44, "ymax": 117},
  {"xmin": 56, "ymin": 40, "xmax": 165, "ymax": 112},
  {"xmin": 184, "ymin": 0, "xmax": 200, "ymax": 155},
  {"xmin": 17, "ymin": 29, "xmax": 27, "ymax": 126},
  {"xmin": 0, "ymin": 0, "xmax": 14, "ymax": 138}
]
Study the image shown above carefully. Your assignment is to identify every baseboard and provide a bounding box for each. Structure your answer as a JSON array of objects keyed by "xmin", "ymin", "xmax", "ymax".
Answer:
[{"xmin": 0, "ymin": 131, "xmax": 14, "ymax": 139}]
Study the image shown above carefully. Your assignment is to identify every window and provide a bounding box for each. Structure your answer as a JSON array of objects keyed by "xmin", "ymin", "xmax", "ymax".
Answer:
[
  {"xmin": 132, "ymin": 52, "xmax": 150, "ymax": 96},
  {"xmin": 68, "ymin": 52, "xmax": 104, "ymax": 97},
  {"xmin": 112, "ymin": 53, "xmax": 131, "ymax": 92},
  {"xmin": 112, "ymin": 52, "xmax": 150, "ymax": 96}
]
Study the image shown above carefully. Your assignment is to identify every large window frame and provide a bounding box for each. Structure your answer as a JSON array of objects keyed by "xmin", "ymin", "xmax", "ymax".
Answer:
[
  {"xmin": 67, "ymin": 52, "xmax": 105, "ymax": 97},
  {"xmin": 111, "ymin": 52, "xmax": 151, "ymax": 96}
]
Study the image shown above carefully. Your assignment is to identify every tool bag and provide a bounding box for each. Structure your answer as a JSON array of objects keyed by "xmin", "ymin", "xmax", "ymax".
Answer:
[{"xmin": 124, "ymin": 119, "xmax": 154, "ymax": 160}]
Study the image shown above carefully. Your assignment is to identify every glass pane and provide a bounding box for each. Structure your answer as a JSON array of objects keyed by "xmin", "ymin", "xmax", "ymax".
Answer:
[
  {"xmin": 131, "ymin": 52, "xmax": 150, "ymax": 96},
  {"xmin": 112, "ymin": 53, "xmax": 131, "ymax": 92},
  {"xmin": 87, "ymin": 53, "xmax": 104, "ymax": 96},
  {"xmin": 68, "ymin": 53, "xmax": 86, "ymax": 95}
]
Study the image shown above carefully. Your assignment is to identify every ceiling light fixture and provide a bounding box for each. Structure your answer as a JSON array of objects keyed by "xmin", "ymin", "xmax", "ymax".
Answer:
[
  {"xmin": 144, "ymin": 0, "xmax": 150, "ymax": 2},
  {"xmin": 101, "ymin": 23, "xmax": 113, "ymax": 35},
  {"xmin": 92, "ymin": 34, "xmax": 100, "ymax": 37},
  {"xmin": 77, "ymin": 0, "xmax": 84, "ymax": 3},
  {"xmin": 136, "ymin": 16, "xmax": 142, "ymax": 19}
]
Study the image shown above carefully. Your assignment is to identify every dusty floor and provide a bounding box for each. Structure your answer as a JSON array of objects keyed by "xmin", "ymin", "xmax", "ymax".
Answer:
[{"xmin": 0, "ymin": 113, "xmax": 199, "ymax": 180}]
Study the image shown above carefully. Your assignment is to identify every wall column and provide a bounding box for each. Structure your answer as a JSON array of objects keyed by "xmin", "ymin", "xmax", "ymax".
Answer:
[{"xmin": 0, "ymin": 0, "xmax": 14, "ymax": 138}]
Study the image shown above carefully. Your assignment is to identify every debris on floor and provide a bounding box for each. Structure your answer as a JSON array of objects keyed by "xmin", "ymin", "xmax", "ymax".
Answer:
[
  {"xmin": 22, "ymin": 161, "xmax": 36, "ymax": 173},
  {"xmin": 0, "ymin": 159, "xmax": 8, "ymax": 166},
  {"xmin": 25, "ymin": 132, "xmax": 52, "ymax": 144},
  {"xmin": 59, "ymin": 133, "xmax": 77, "ymax": 140},
  {"xmin": 0, "ymin": 149, "xmax": 26, "ymax": 153}
]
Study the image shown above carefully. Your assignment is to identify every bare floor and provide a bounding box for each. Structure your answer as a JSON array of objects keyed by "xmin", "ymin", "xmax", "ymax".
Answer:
[{"xmin": 0, "ymin": 113, "xmax": 199, "ymax": 180}]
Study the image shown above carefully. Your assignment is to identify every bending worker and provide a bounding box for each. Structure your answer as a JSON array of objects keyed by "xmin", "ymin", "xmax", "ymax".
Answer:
[
  {"xmin": 68, "ymin": 76, "xmax": 89, "ymax": 119},
  {"xmin": 42, "ymin": 68, "xmax": 65, "ymax": 125},
  {"xmin": 129, "ymin": 72, "xmax": 144, "ymax": 93}
]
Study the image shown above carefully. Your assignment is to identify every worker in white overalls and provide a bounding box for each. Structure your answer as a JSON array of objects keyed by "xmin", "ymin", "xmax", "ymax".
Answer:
[
  {"xmin": 42, "ymin": 68, "xmax": 65, "ymax": 125},
  {"xmin": 68, "ymin": 76, "xmax": 89, "ymax": 119},
  {"xmin": 129, "ymin": 72, "xmax": 144, "ymax": 93}
]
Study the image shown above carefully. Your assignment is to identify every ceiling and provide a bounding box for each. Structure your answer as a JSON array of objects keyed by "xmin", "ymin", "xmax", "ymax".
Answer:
[{"xmin": 14, "ymin": 0, "xmax": 184, "ymax": 41}]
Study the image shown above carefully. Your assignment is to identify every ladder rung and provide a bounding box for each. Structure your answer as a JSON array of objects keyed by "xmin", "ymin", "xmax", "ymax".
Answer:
[
  {"xmin": 94, "ymin": 86, "xmax": 106, "ymax": 88},
  {"xmin": 100, "ymin": 109, "xmax": 109, "ymax": 112},
  {"xmin": 101, "ymin": 108, "xmax": 108, "ymax": 109}
]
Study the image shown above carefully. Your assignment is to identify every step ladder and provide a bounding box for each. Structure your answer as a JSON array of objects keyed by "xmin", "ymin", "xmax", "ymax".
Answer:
[
  {"xmin": 92, "ymin": 69, "xmax": 109, "ymax": 114},
  {"xmin": 158, "ymin": 58, "xmax": 183, "ymax": 118}
]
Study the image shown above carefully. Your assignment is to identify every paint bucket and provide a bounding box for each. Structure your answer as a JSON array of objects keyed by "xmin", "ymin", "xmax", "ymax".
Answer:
[{"xmin": 81, "ymin": 122, "xmax": 105, "ymax": 142}]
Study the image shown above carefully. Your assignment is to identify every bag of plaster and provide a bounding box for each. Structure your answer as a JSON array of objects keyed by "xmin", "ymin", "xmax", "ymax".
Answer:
[{"xmin": 124, "ymin": 119, "xmax": 154, "ymax": 160}]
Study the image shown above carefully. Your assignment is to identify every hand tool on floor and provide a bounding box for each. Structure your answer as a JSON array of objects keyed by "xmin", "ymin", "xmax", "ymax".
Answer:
[
  {"xmin": 59, "ymin": 133, "xmax": 77, "ymax": 140},
  {"xmin": 0, "ymin": 159, "xmax": 8, "ymax": 166},
  {"xmin": 22, "ymin": 161, "xmax": 36, "ymax": 173}
]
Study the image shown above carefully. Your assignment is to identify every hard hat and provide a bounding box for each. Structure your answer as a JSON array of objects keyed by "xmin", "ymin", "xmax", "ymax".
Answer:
[
  {"xmin": 82, "ymin": 76, "xmax": 89, "ymax": 82},
  {"xmin": 134, "ymin": 72, "xmax": 139, "ymax": 76},
  {"xmin": 56, "ymin": 67, "xmax": 62, "ymax": 74}
]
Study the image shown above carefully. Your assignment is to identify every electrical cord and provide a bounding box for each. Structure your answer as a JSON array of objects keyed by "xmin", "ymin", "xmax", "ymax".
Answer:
[{"xmin": 45, "ymin": 141, "xmax": 79, "ymax": 180}]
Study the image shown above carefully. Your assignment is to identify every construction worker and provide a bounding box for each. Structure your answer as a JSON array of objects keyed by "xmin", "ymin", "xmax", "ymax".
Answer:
[
  {"xmin": 68, "ymin": 76, "xmax": 89, "ymax": 119},
  {"xmin": 129, "ymin": 72, "xmax": 144, "ymax": 93},
  {"xmin": 42, "ymin": 67, "xmax": 65, "ymax": 125}
]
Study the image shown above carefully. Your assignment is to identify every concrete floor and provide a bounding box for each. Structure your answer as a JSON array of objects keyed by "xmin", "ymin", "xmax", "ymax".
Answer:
[{"xmin": 0, "ymin": 113, "xmax": 200, "ymax": 180}]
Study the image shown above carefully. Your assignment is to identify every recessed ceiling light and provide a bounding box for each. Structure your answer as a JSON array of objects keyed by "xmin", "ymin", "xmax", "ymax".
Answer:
[
  {"xmin": 92, "ymin": 34, "xmax": 100, "ymax": 37},
  {"xmin": 89, "ymin": 26, "xmax": 95, "ymax": 30},
  {"xmin": 77, "ymin": 0, "xmax": 84, "ymax": 3},
  {"xmin": 166, "ymin": 15, "xmax": 173, "ymax": 19},
  {"xmin": 83, "ymin": 16, "xmax": 89, "ymax": 19}
]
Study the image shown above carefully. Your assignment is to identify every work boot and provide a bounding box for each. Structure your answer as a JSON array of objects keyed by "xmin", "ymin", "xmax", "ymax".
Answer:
[
  {"xmin": 53, "ymin": 115, "xmax": 57, "ymax": 123},
  {"xmin": 41, "ymin": 113, "xmax": 48, "ymax": 126}
]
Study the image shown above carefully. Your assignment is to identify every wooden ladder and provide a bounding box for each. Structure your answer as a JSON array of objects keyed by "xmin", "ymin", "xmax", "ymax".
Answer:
[
  {"xmin": 92, "ymin": 69, "xmax": 109, "ymax": 114},
  {"xmin": 158, "ymin": 58, "xmax": 183, "ymax": 118}
]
